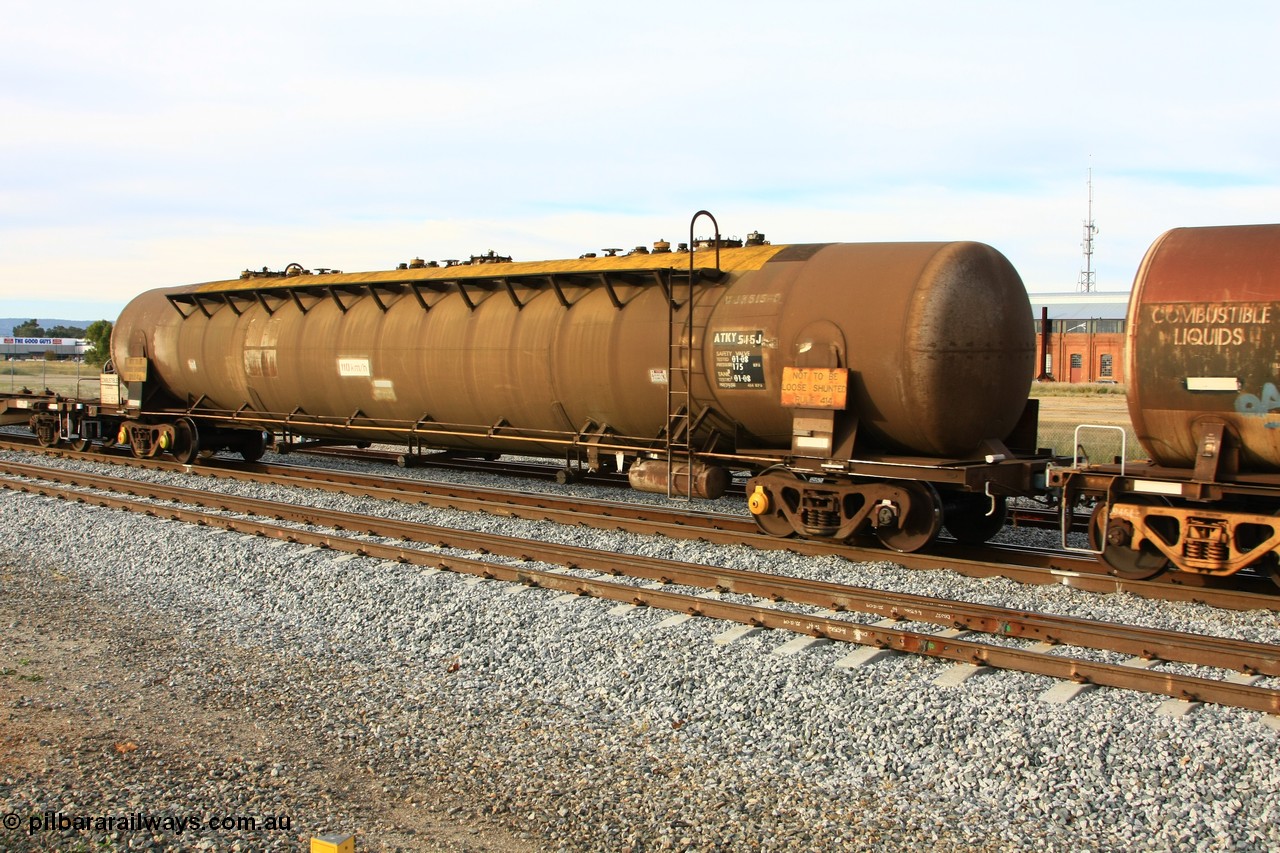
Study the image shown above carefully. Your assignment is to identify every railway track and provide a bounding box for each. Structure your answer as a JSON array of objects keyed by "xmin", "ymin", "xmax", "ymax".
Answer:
[
  {"xmin": 3, "ymin": 435, "xmax": 1274, "ymax": 611},
  {"xmin": 3, "ymin": 457, "xmax": 1280, "ymax": 714}
]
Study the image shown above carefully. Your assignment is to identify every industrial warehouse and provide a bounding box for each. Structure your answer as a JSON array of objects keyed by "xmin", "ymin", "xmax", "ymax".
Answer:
[{"xmin": 1, "ymin": 336, "xmax": 88, "ymax": 360}]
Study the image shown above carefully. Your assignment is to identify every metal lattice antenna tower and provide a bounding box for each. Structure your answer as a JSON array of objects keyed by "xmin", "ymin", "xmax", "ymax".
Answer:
[{"xmin": 1078, "ymin": 167, "xmax": 1097, "ymax": 293}]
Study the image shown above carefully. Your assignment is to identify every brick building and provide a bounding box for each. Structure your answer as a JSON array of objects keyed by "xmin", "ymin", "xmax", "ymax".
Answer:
[{"xmin": 1027, "ymin": 292, "xmax": 1129, "ymax": 384}]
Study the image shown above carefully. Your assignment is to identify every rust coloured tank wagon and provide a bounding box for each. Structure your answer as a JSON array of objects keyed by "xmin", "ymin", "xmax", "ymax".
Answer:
[
  {"xmin": 15, "ymin": 213, "xmax": 1051, "ymax": 555},
  {"xmin": 1053, "ymin": 224, "xmax": 1280, "ymax": 582}
]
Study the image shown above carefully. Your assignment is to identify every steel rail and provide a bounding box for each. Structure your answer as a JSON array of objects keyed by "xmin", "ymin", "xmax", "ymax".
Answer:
[
  {"xmin": 4, "ymin": 471, "xmax": 1280, "ymax": 714},
  {"xmin": 4, "ymin": 462, "xmax": 1280, "ymax": 681},
  {"xmin": 0, "ymin": 437, "xmax": 1176, "ymax": 572},
  {"xmin": 1, "ymin": 439, "xmax": 1276, "ymax": 611}
]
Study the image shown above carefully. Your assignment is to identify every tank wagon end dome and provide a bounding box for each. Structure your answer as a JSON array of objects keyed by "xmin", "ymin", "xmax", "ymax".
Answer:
[{"xmin": 736, "ymin": 240, "xmax": 1034, "ymax": 457}]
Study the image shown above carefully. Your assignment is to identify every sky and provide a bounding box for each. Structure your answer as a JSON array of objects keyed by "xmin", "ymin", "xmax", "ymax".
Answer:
[{"xmin": 1, "ymin": 1, "xmax": 1278, "ymax": 323}]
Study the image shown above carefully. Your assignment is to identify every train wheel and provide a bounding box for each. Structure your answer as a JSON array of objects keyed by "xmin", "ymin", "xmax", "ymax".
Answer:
[
  {"xmin": 943, "ymin": 494, "xmax": 1008, "ymax": 545},
  {"xmin": 876, "ymin": 482, "xmax": 942, "ymax": 553},
  {"xmin": 1265, "ymin": 513, "xmax": 1280, "ymax": 589},
  {"xmin": 1267, "ymin": 562, "xmax": 1280, "ymax": 590},
  {"xmin": 33, "ymin": 416, "xmax": 58, "ymax": 447},
  {"xmin": 172, "ymin": 418, "xmax": 201, "ymax": 465},
  {"xmin": 1090, "ymin": 499, "xmax": 1170, "ymax": 580},
  {"xmin": 1237, "ymin": 511, "xmax": 1280, "ymax": 589},
  {"xmin": 69, "ymin": 437, "xmax": 92, "ymax": 452}
]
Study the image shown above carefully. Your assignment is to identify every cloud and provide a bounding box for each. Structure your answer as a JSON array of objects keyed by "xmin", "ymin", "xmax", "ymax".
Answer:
[{"xmin": 2, "ymin": 1, "xmax": 1278, "ymax": 318}]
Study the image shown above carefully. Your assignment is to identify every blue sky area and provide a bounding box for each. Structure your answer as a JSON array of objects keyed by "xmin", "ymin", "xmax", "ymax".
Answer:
[{"xmin": 2, "ymin": 1, "xmax": 1277, "ymax": 322}]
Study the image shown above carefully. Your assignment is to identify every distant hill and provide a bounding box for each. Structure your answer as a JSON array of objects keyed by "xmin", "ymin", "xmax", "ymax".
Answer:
[{"xmin": 0, "ymin": 318, "xmax": 96, "ymax": 337}]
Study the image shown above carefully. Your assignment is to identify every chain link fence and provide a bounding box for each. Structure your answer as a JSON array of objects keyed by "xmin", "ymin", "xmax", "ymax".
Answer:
[
  {"xmin": 1037, "ymin": 420, "xmax": 1143, "ymax": 462},
  {"xmin": 1031, "ymin": 384, "xmax": 1140, "ymax": 461}
]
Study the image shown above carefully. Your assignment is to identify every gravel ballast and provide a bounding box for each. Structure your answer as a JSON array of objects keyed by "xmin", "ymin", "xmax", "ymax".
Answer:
[{"xmin": 2, "ymin": 447, "xmax": 1279, "ymax": 852}]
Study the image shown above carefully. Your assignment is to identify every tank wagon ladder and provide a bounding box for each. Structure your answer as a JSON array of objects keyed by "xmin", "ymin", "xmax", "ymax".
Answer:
[{"xmin": 666, "ymin": 210, "xmax": 721, "ymax": 500}]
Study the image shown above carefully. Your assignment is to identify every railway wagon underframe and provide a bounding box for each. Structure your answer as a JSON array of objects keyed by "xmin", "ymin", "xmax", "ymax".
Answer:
[{"xmin": 1052, "ymin": 463, "xmax": 1280, "ymax": 583}]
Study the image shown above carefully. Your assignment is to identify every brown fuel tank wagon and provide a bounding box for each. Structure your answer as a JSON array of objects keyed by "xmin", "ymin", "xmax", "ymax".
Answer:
[
  {"xmin": 112, "ymin": 241, "xmax": 1033, "ymax": 455},
  {"xmin": 86, "ymin": 226, "xmax": 1048, "ymax": 551}
]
